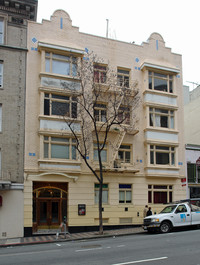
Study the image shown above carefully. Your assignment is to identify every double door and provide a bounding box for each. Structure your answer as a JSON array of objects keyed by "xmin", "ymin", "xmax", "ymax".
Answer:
[{"xmin": 38, "ymin": 199, "xmax": 60, "ymax": 228}]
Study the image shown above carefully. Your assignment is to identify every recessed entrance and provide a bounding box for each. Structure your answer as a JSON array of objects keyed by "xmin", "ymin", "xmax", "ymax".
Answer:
[{"xmin": 33, "ymin": 182, "xmax": 68, "ymax": 231}]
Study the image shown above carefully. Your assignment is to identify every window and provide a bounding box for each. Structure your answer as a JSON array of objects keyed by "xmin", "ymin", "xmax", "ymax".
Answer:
[
  {"xmin": 149, "ymin": 71, "xmax": 173, "ymax": 93},
  {"xmin": 118, "ymin": 145, "xmax": 131, "ymax": 163},
  {"xmin": 0, "ymin": 104, "xmax": 2, "ymax": 132},
  {"xmin": 0, "ymin": 19, "xmax": 4, "ymax": 44},
  {"xmin": 94, "ymin": 103, "xmax": 107, "ymax": 122},
  {"xmin": 44, "ymin": 136, "xmax": 77, "ymax": 160},
  {"xmin": 95, "ymin": 183, "xmax": 108, "ymax": 204},
  {"xmin": 119, "ymin": 184, "xmax": 132, "ymax": 203},
  {"xmin": 149, "ymin": 107, "xmax": 174, "ymax": 129},
  {"xmin": 45, "ymin": 52, "xmax": 77, "ymax": 77},
  {"xmin": 44, "ymin": 93, "xmax": 77, "ymax": 118},
  {"xmin": 150, "ymin": 145, "xmax": 175, "ymax": 166},
  {"xmin": 118, "ymin": 106, "xmax": 130, "ymax": 125},
  {"xmin": 187, "ymin": 163, "xmax": 200, "ymax": 183},
  {"xmin": 148, "ymin": 185, "xmax": 173, "ymax": 204},
  {"xmin": 94, "ymin": 64, "xmax": 106, "ymax": 83},
  {"xmin": 93, "ymin": 143, "xmax": 107, "ymax": 162},
  {"xmin": 0, "ymin": 62, "xmax": 3, "ymax": 88},
  {"xmin": 117, "ymin": 69, "xmax": 130, "ymax": 88}
]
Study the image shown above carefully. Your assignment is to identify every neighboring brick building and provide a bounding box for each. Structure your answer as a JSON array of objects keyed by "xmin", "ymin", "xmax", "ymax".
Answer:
[
  {"xmin": 0, "ymin": 0, "xmax": 37, "ymax": 239},
  {"xmin": 24, "ymin": 10, "xmax": 186, "ymax": 236}
]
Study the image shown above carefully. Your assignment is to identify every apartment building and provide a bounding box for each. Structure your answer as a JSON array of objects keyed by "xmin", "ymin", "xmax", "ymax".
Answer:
[
  {"xmin": 24, "ymin": 10, "xmax": 186, "ymax": 236},
  {"xmin": 0, "ymin": 0, "xmax": 37, "ymax": 239}
]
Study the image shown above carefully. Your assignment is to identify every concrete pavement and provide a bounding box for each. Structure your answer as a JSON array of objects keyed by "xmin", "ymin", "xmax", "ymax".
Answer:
[{"xmin": 0, "ymin": 226, "xmax": 144, "ymax": 247}]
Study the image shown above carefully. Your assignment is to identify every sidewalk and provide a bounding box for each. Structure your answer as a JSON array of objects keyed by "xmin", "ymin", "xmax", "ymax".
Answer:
[{"xmin": 0, "ymin": 226, "xmax": 144, "ymax": 247}]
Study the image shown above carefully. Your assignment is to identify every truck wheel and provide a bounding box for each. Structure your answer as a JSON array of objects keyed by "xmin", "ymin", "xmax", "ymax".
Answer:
[{"xmin": 160, "ymin": 221, "xmax": 171, "ymax": 233}]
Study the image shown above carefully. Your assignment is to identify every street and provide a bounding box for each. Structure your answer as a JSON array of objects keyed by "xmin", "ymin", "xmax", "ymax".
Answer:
[{"xmin": 0, "ymin": 228, "xmax": 200, "ymax": 265}]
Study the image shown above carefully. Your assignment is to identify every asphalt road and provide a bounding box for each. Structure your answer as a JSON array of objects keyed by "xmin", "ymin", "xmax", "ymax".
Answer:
[{"xmin": 0, "ymin": 228, "xmax": 200, "ymax": 265}]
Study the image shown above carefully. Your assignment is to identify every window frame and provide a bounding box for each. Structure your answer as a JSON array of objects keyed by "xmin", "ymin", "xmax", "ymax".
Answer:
[
  {"xmin": 43, "ymin": 136, "xmax": 77, "ymax": 160},
  {"xmin": 117, "ymin": 106, "xmax": 131, "ymax": 125},
  {"xmin": 118, "ymin": 145, "xmax": 131, "ymax": 163},
  {"xmin": 94, "ymin": 64, "xmax": 107, "ymax": 84},
  {"xmin": 148, "ymin": 185, "xmax": 173, "ymax": 204},
  {"xmin": 117, "ymin": 68, "xmax": 130, "ymax": 88},
  {"xmin": 94, "ymin": 103, "xmax": 107, "ymax": 122},
  {"xmin": 187, "ymin": 163, "xmax": 200, "ymax": 184},
  {"xmin": 119, "ymin": 184, "xmax": 132, "ymax": 204},
  {"xmin": 45, "ymin": 52, "xmax": 78, "ymax": 77},
  {"xmin": 148, "ymin": 71, "xmax": 173, "ymax": 93},
  {"xmin": 93, "ymin": 143, "xmax": 107, "ymax": 162},
  {"xmin": 44, "ymin": 92, "xmax": 77, "ymax": 118},
  {"xmin": 94, "ymin": 183, "xmax": 109, "ymax": 204},
  {"xmin": 0, "ymin": 104, "xmax": 2, "ymax": 132},
  {"xmin": 149, "ymin": 107, "xmax": 174, "ymax": 129},
  {"xmin": 0, "ymin": 62, "xmax": 3, "ymax": 88},
  {"xmin": 150, "ymin": 145, "xmax": 175, "ymax": 166},
  {"xmin": 0, "ymin": 18, "xmax": 4, "ymax": 44}
]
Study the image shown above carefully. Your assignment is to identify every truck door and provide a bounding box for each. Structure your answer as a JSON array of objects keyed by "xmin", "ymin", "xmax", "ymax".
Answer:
[
  {"xmin": 173, "ymin": 204, "xmax": 191, "ymax": 227},
  {"xmin": 190, "ymin": 204, "xmax": 200, "ymax": 225}
]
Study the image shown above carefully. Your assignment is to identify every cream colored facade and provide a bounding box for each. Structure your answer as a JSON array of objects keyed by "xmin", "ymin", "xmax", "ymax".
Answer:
[{"xmin": 24, "ymin": 10, "xmax": 186, "ymax": 235}]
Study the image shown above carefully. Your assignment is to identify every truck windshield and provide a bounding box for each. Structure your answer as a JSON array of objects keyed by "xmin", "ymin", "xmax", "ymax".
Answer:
[{"xmin": 160, "ymin": 205, "xmax": 177, "ymax": 213}]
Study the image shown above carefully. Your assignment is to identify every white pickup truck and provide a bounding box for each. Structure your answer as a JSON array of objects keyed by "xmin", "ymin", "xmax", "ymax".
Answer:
[{"xmin": 143, "ymin": 200, "xmax": 200, "ymax": 233}]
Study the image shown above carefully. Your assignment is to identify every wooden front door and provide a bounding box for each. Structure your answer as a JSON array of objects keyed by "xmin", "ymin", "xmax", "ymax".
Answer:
[{"xmin": 38, "ymin": 199, "xmax": 60, "ymax": 227}]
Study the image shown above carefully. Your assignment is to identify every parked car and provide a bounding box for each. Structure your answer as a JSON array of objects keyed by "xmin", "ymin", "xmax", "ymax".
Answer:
[{"xmin": 143, "ymin": 199, "xmax": 200, "ymax": 233}]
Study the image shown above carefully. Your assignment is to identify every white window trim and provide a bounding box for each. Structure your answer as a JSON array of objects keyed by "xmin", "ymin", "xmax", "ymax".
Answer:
[{"xmin": 0, "ymin": 62, "xmax": 3, "ymax": 88}]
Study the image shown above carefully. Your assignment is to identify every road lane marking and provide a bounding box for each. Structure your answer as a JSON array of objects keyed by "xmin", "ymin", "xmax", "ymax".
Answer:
[
  {"xmin": 117, "ymin": 245, "xmax": 125, "ymax": 248},
  {"xmin": 111, "ymin": 256, "xmax": 168, "ymax": 265},
  {"xmin": 0, "ymin": 249, "xmax": 61, "ymax": 257},
  {"xmin": 76, "ymin": 247, "xmax": 102, "ymax": 252}
]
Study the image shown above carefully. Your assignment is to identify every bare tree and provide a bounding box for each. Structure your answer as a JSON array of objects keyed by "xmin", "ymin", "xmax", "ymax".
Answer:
[{"xmin": 63, "ymin": 52, "xmax": 139, "ymax": 234}]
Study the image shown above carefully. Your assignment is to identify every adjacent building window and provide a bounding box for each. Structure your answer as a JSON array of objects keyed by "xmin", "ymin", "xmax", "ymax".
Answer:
[
  {"xmin": 93, "ymin": 143, "xmax": 107, "ymax": 162},
  {"xmin": 148, "ymin": 185, "xmax": 173, "ymax": 204},
  {"xmin": 44, "ymin": 136, "xmax": 77, "ymax": 160},
  {"xmin": 117, "ymin": 69, "xmax": 130, "ymax": 88},
  {"xmin": 119, "ymin": 184, "xmax": 132, "ymax": 203},
  {"xmin": 149, "ymin": 71, "xmax": 173, "ymax": 93},
  {"xmin": 94, "ymin": 64, "xmax": 106, "ymax": 83},
  {"xmin": 0, "ymin": 104, "xmax": 2, "ymax": 132},
  {"xmin": 0, "ymin": 19, "xmax": 4, "ymax": 44},
  {"xmin": 118, "ymin": 145, "xmax": 131, "ymax": 163},
  {"xmin": 44, "ymin": 93, "xmax": 77, "ymax": 118},
  {"xmin": 94, "ymin": 103, "xmax": 107, "ymax": 122},
  {"xmin": 0, "ymin": 62, "xmax": 3, "ymax": 88},
  {"xmin": 0, "ymin": 149, "xmax": 1, "ymax": 178},
  {"xmin": 95, "ymin": 183, "xmax": 108, "ymax": 204},
  {"xmin": 118, "ymin": 106, "xmax": 130, "ymax": 125},
  {"xmin": 149, "ymin": 107, "xmax": 174, "ymax": 129},
  {"xmin": 45, "ymin": 52, "xmax": 77, "ymax": 77},
  {"xmin": 187, "ymin": 163, "xmax": 200, "ymax": 183},
  {"xmin": 150, "ymin": 145, "xmax": 175, "ymax": 166}
]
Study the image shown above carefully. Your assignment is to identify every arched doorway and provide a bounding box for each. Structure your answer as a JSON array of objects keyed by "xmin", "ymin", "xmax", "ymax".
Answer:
[{"xmin": 33, "ymin": 182, "xmax": 68, "ymax": 231}]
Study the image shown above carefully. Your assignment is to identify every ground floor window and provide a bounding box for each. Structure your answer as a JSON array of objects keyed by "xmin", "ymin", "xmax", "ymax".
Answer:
[
  {"xmin": 190, "ymin": 187, "xmax": 200, "ymax": 198},
  {"xmin": 148, "ymin": 185, "xmax": 173, "ymax": 204},
  {"xmin": 187, "ymin": 163, "xmax": 200, "ymax": 183},
  {"xmin": 119, "ymin": 184, "xmax": 132, "ymax": 203},
  {"xmin": 94, "ymin": 183, "xmax": 108, "ymax": 204}
]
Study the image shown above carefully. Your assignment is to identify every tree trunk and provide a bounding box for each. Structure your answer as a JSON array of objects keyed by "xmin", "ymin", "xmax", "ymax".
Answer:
[{"xmin": 98, "ymin": 180, "xmax": 103, "ymax": 234}]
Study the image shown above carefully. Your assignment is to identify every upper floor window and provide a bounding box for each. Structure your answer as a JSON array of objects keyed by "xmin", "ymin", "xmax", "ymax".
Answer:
[
  {"xmin": 117, "ymin": 69, "xmax": 130, "ymax": 88},
  {"xmin": 149, "ymin": 71, "xmax": 173, "ymax": 93},
  {"xmin": 187, "ymin": 163, "xmax": 200, "ymax": 184},
  {"xmin": 45, "ymin": 52, "xmax": 77, "ymax": 77},
  {"xmin": 0, "ymin": 62, "xmax": 3, "ymax": 88},
  {"xmin": 0, "ymin": 19, "xmax": 4, "ymax": 44},
  {"xmin": 44, "ymin": 93, "xmax": 77, "ymax": 118},
  {"xmin": 149, "ymin": 107, "xmax": 174, "ymax": 129},
  {"xmin": 118, "ymin": 106, "xmax": 130, "ymax": 125},
  {"xmin": 93, "ymin": 143, "xmax": 107, "ymax": 162},
  {"xmin": 118, "ymin": 145, "xmax": 131, "ymax": 163},
  {"xmin": 94, "ymin": 64, "xmax": 106, "ymax": 83},
  {"xmin": 94, "ymin": 103, "xmax": 107, "ymax": 122},
  {"xmin": 150, "ymin": 145, "xmax": 175, "ymax": 166},
  {"xmin": 44, "ymin": 136, "xmax": 77, "ymax": 160},
  {"xmin": 0, "ymin": 104, "xmax": 2, "ymax": 132}
]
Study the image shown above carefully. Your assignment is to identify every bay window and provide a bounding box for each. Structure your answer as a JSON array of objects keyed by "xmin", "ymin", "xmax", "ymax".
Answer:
[
  {"xmin": 149, "ymin": 71, "xmax": 173, "ymax": 93},
  {"xmin": 150, "ymin": 145, "xmax": 175, "ymax": 166},
  {"xmin": 44, "ymin": 136, "xmax": 77, "ymax": 160},
  {"xmin": 45, "ymin": 52, "xmax": 77, "ymax": 77},
  {"xmin": 149, "ymin": 107, "xmax": 174, "ymax": 129}
]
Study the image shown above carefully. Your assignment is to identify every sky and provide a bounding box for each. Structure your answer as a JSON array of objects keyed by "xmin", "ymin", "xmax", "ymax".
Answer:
[{"xmin": 37, "ymin": 0, "xmax": 200, "ymax": 91}]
